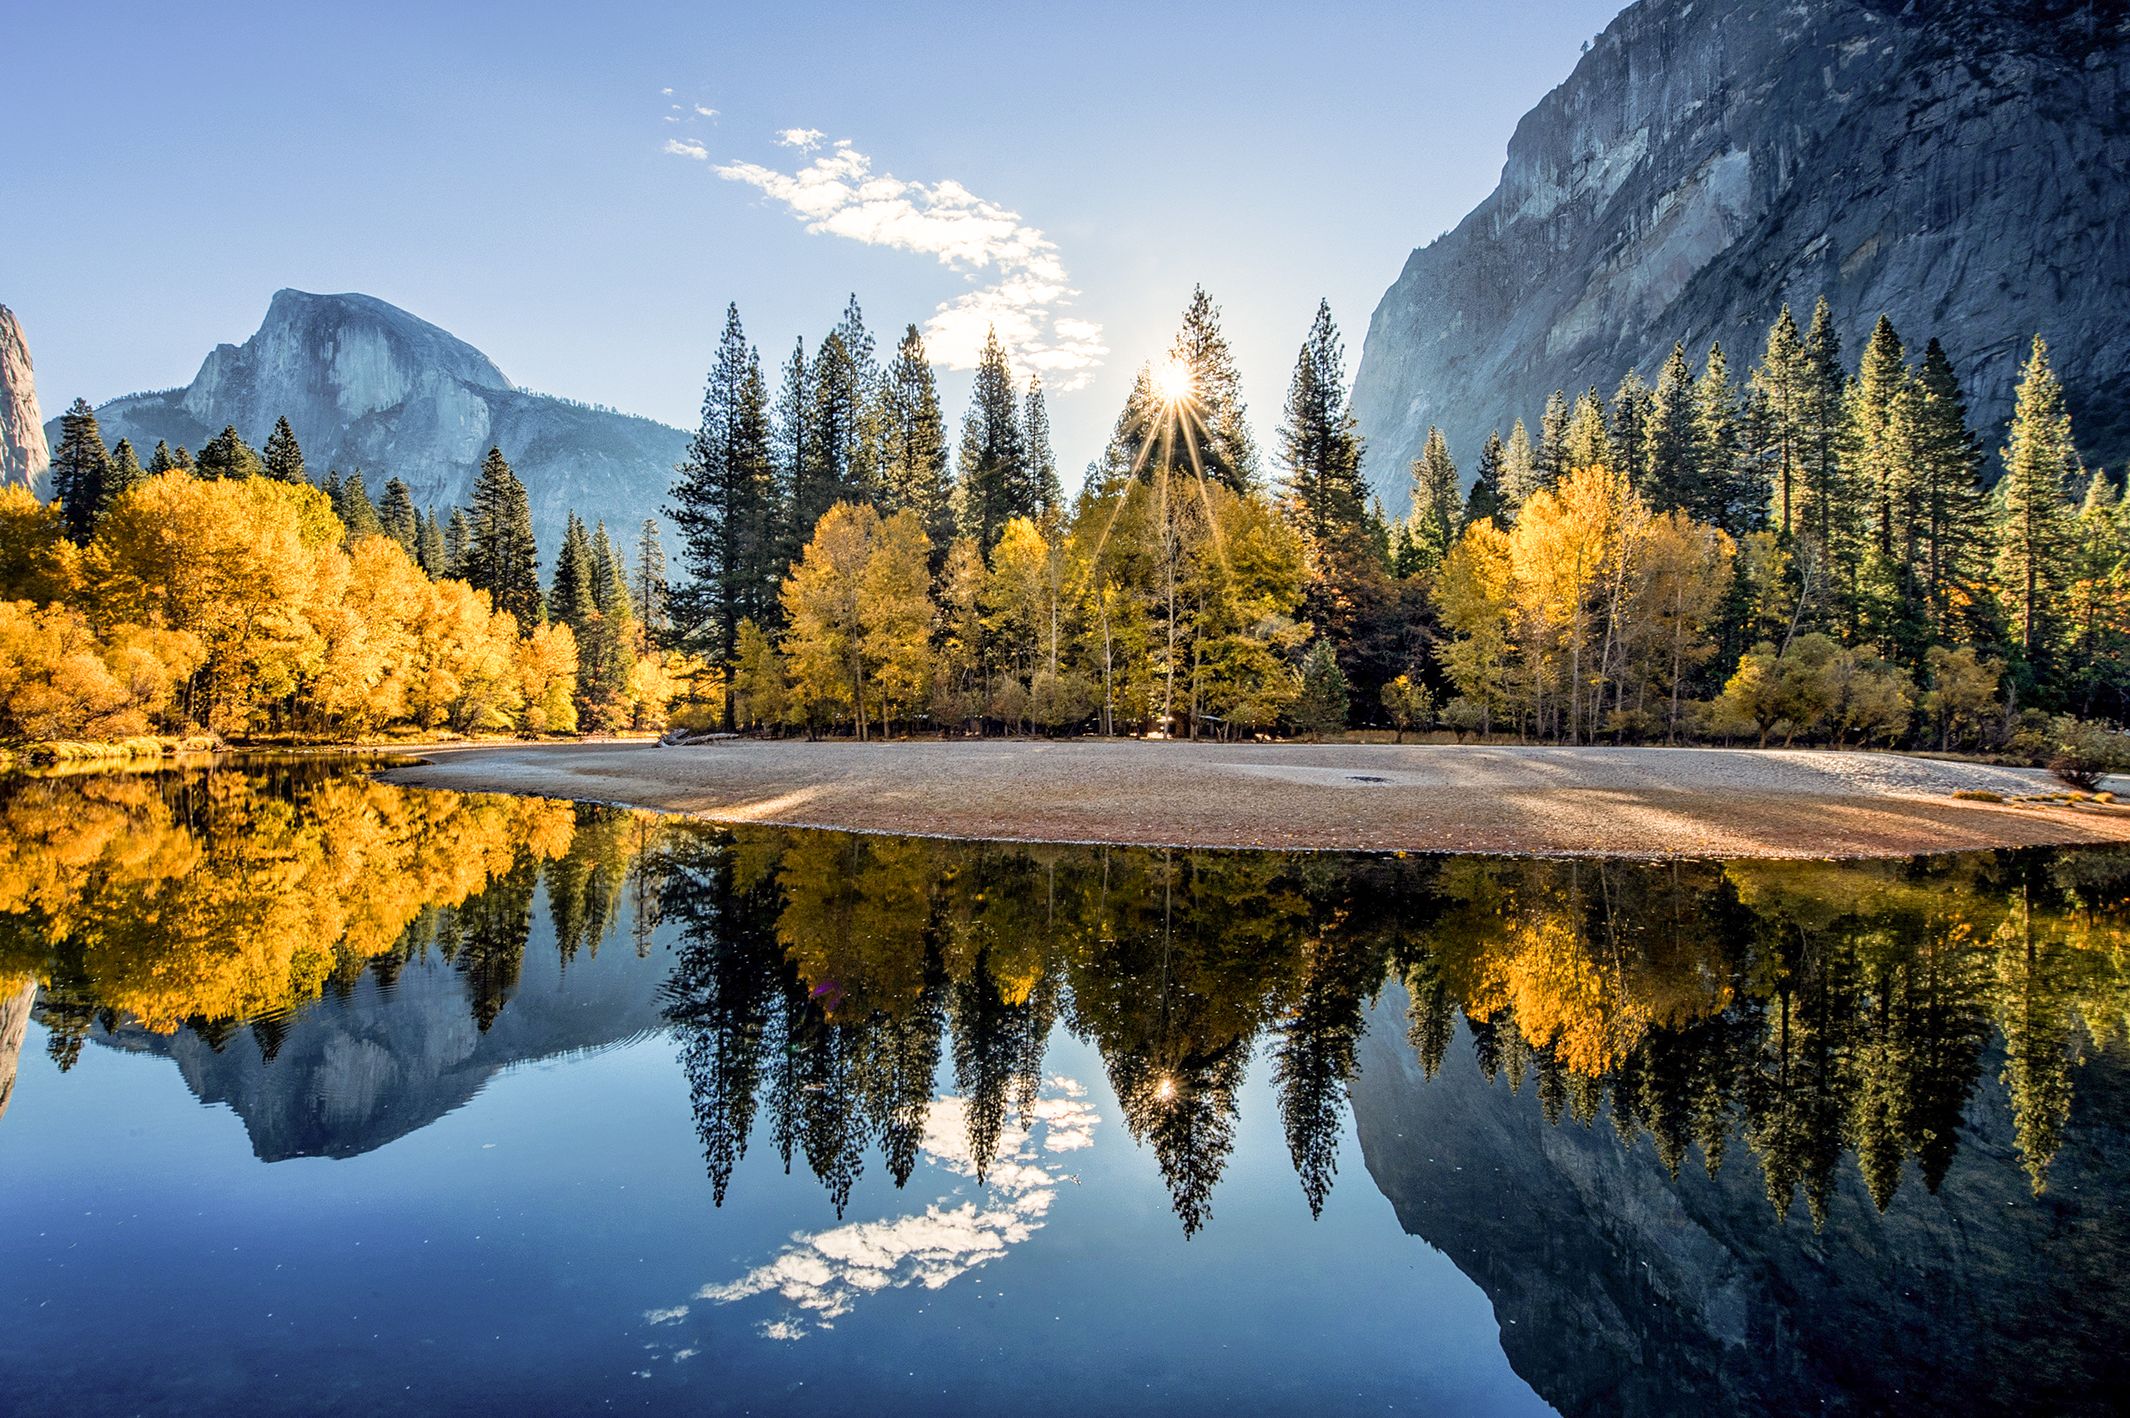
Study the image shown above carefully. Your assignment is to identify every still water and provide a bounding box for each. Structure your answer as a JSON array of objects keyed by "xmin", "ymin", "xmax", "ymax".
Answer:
[{"xmin": 0, "ymin": 763, "xmax": 2124, "ymax": 1415}]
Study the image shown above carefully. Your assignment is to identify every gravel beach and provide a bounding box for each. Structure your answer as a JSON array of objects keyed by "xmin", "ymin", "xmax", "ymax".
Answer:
[{"xmin": 374, "ymin": 739, "xmax": 2130, "ymax": 858}]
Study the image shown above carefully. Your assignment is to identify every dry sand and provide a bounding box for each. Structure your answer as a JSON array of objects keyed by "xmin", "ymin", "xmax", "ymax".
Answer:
[{"xmin": 374, "ymin": 739, "xmax": 2130, "ymax": 859}]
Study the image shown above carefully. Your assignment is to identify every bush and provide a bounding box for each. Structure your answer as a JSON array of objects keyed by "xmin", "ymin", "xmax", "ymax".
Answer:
[
  {"xmin": 2045, "ymin": 715, "xmax": 2130, "ymax": 790},
  {"xmin": 1290, "ymin": 640, "xmax": 1350, "ymax": 741}
]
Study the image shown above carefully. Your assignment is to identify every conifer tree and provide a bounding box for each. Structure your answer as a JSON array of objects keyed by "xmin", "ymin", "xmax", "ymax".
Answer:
[
  {"xmin": 418, "ymin": 509, "xmax": 449, "ymax": 577},
  {"xmin": 807, "ymin": 327, "xmax": 867, "ymax": 513},
  {"xmin": 468, "ymin": 446, "xmax": 542, "ymax": 629},
  {"xmin": 1749, "ymin": 306, "xmax": 1811, "ymax": 536},
  {"xmin": 1910, "ymin": 339, "xmax": 1990, "ymax": 640},
  {"xmin": 833, "ymin": 295, "xmax": 884, "ymax": 500},
  {"xmin": 1463, "ymin": 430, "xmax": 1506, "ymax": 526},
  {"xmin": 379, "ymin": 477, "xmax": 420, "ymax": 552},
  {"xmin": 1794, "ymin": 297, "xmax": 1859, "ymax": 612},
  {"xmin": 1609, "ymin": 370, "xmax": 1653, "ymax": 489},
  {"xmin": 956, "ymin": 327, "xmax": 1029, "ymax": 554},
  {"xmin": 1845, "ymin": 315, "xmax": 1910, "ymax": 554},
  {"xmin": 445, "ymin": 507, "xmax": 474, "ymax": 578},
  {"xmin": 591, "ymin": 521, "xmax": 631, "ymax": 618},
  {"xmin": 50, "ymin": 398, "xmax": 113, "ymax": 544},
  {"xmin": 1400, "ymin": 427, "xmax": 1461, "ymax": 577},
  {"xmin": 1693, "ymin": 343, "xmax": 1746, "ymax": 531},
  {"xmin": 1499, "ymin": 419, "xmax": 1540, "ymax": 516},
  {"xmin": 1995, "ymin": 335, "xmax": 2079, "ymax": 669},
  {"xmin": 1167, "ymin": 285, "xmax": 1259, "ymax": 493},
  {"xmin": 1535, "ymin": 389, "xmax": 1571, "ymax": 491},
  {"xmin": 1643, "ymin": 344, "xmax": 1699, "ymax": 514},
  {"xmin": 877, "ymin": 324, "xmax": 954, "ymax": 561},
  {"xmin": 549, "ymin": 514, "xmax": 596, "ymax": 629},
  {"xmin": 1564, "ymin": 388, "xmax": 1612, "ymax": 473},
  {"xmin": 773, "ymin": 336, "xmax": 813, "ymax": 572},
  {"xmin": 106, "ymin": 438, "xmax": 143, "ymax": 508},
  {"xmin": 262, "ymin": 415, "xmax": 306, "ymax": 483},
  {"xmin": 196, "ymin": 424, "xmax": 263, "ymax": 480},
  {"xmin": 673, "ymin": 304, "xmax": 780, "ymax": 685},
  {"xmin": 1276, "ymin": 300, "xmax": 1370, "ymax": 561},
  {"xmin": 1025, "ymin": 376, "xmax": 1063, "ymax": 516},
  {"xmin": 336, "ymin": 470, "xmax": 384, "ymax": 541},
  {"xmin": 147, "ymin": 439, "xmax": 179, "ymax": 475},
  {"xmin": 633, "ymin": 518, "xmax": 669, "ymax": 645}
]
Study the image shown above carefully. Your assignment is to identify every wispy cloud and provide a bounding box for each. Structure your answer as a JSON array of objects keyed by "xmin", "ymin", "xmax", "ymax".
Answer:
[
  {"xmin": 644, "ymin": 1078, "xmax": 1099, "ymax": 1345},
  {"xmin": 695, "ymin": 104, "xmax": 719, "ymax": 118},
  {"xmin": 663, "ymin": 138, "xmax": 709, "ymax": 161},
  {"xmin": 686, "ymin": 134, "xmax": 1108, "ymax": 387}
]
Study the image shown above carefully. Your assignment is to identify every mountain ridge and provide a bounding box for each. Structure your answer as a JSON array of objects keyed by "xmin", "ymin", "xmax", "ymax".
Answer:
[
  {"xmin": 49, "ymin": 289, "xmax": 687, "ymax": 549},
  {"xmin": 1351, "ymin": 0, "xmax": 2130, "ymax": 509}
]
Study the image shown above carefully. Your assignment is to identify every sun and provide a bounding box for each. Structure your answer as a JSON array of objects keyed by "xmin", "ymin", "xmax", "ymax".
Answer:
[{"xmin": 1153, "ymin": 357, "xmax": 1195, "ymax": 406}]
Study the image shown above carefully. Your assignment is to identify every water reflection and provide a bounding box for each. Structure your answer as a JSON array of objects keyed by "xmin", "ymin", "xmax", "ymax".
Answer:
[{"xmin": 1, "ymin": 764, "xmax": 2128, "ymax": 1412}]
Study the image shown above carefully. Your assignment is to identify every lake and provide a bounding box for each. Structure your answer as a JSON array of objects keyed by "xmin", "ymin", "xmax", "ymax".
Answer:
[{"xmin": 0, "ymin": 762, "xmax": 2124, "ymax": 1416}]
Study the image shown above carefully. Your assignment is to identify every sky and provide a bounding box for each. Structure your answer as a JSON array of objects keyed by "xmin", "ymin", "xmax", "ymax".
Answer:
[{"xmin": 5, "ymin": 0, "xmax": 1624, "ymax": 480}]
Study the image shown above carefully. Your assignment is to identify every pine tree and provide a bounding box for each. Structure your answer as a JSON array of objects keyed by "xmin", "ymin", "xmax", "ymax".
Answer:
[
  {"xmin": 1500, "ymin": 418, "xmax": 1540, "ymax": 515},
  {"xmin": 1794, "ymin": 297, "xmax": 1860, "ymax": 620},
  {"xmin": 833, "ymin": 294, "xmax": 884, "ymax": 501},
  {"xmin": 1167, "ymin": 285, "xmax": 1259, "ymax": 493},
  {"xmin": 1291, "ymin": 639, "xmax": 1351, "ymax": 738},
  {"xmin": 633, "ymin": 518, "xmax": 669, "ymax": 645},
  {"xmin": 147, "ymin": 439, "xmax": 179, "ymax": 475},
  {"xmin": 591, "ymin": 521, "xmax": 631, "ymax": 618},
  {"xmin": 1910, "ymin": 339, "xmax": 1991, "ymax": 641},
  {"xmin": 956, "ymin": 327, "xmax": 1029, "ymax": 554},
  {"xmin": 49, "ymin": 398, "xmax": 113, "ymax": 543},
  {"xmin": 1846, "ymin": 315, "xmax": 1910, "ymax": 554},
  {"xmin": 1535, "ymin": 389, "xmax": 1571, "ymax": 491},
  {"xmin": 262, "ymin": 415, "xmax": 306, "ymax": 483},
  {"xmin": 1995, "ymin": 335, "xmax": 2079, "ymax": 670},
  {"xmin": 773, "ymin": 336, "xmax": 813, "ymax": 572},
  {"xmin": 672, "ymin": 304, "xmax": 780, "ymax": 684},
  {"xmin": 1400, "ymin": 427, "xmax": 1461, "ymax": 577},
  {"xmin": 418, "ymin": 509, "xmax": 449, "ymax": 576},
  {"xmin": 195, "ymin": 423, "xmax": 263, "ymax": 480},
  {"xmin": 379, "ymin": 477, "xmax": 420, "ymax": 552},
  {"xmin": 1609, "ymin": 370, "xmax": 1653, "ymax": 489},
  {"xmin": 1277, "ymin": 299, "xmax": 1370, "ymax": 560},
  {"xmin": 1463, "ymin": 430, "xmax": 1506, "ymax": 525},
  {"xmin": 1025, "ymin": 376, "xmax": 1063, "ymax": 516},
  {"xmin": 807, "ymin": 327, "xmax": 867, "ymax": 514},
  {"xmin": 877, "ymin": 324, "xmax": 955, "ymax": 562},
  {"xmin": 468, "ymin": 446, "xmax": 542, "ymax": 629},
  {"xmin": 1749, "ymin": 306, "xmax": 1811, "ymax": 537},
  {"xmin": 106, "ymin": 438, "xmax": 143, "ymax": 507},
  {"xmin": 1564, "ymin": 388, "xmax": 1612, "ymax": 473},
  {"xmin": 445, "ymin": 507, "xmax": 474, "ymax": 577},
  {"xmin": 336, "ymin": 470, "xmax": 384, "ymax": 541},
  {"xmin": 1693, "ymin": 343, "xmax": 1748, "ymax": 531},
  {"xmin": 1643, "ymin": 344, "xmax": 1699, "ymax": 515},
  {"xmin": 549, "ymin": 514, "xmax": 596, "ymax": 629}
]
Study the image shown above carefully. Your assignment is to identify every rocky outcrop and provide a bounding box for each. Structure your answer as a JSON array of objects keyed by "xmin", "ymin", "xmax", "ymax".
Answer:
[
  {"xmin": 0, "ymin": 977, "xmax": 35, "ymax": 1126},
  {"xmin": 1351, "ymin": 0, "xmax": 2130, "ymax": 509},
  {"xmin": 52, "ymin": 289, "xmax": 687, "ymax": 549},
  {"xmin": 74, "ymin": 929, "xmax": 670, "ymax": 1161},
  {"xmin": 1348, "ymin": 992, "xmax": 2130, "ymax": 1416},
  {"xmin": 0, "ymin": 305, "xmax": 48, "ymax": 493}
]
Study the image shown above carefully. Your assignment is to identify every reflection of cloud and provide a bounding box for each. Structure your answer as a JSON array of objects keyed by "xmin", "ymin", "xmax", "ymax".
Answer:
[
  {"xmin": 688, "ymin": 137, "xmax": 1107, "ymax": 388},
  {"xmin": 658, "ymin": 1077, "xmax": 1098, "ymax": 1343}
]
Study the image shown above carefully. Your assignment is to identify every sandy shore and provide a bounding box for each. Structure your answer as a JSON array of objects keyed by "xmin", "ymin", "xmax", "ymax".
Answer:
[{"xmin": 371, "ymin": 739, "xmax": 2130, "ymax": 859}]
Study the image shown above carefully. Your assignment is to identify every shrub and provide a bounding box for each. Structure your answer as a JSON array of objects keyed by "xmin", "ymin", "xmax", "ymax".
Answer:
[{"xmin": 2045, "ymin": 715, "xmax": 2130, "ymax": 791}]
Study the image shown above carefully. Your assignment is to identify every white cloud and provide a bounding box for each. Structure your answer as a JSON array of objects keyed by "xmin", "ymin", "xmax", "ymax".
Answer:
[
  {"xmin": 688, "ymin": 135, "xmax": 1107, "ymax": 388},
  {"xmin": 695, "ymin": 105, "xmax": 719, "ymax": 118},
  {"xmin": 663, "ymin": 139, "xmax": 709, "ymax": 161},
  {"xmin": 650, "ymin": 1077, "xmax": 1100, "ymax": 1343}
]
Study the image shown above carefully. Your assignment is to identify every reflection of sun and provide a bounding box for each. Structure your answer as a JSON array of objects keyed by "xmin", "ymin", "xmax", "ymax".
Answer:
[
  {"xmin": 1154, "ymin": 1075, "xmax": 1178, "ymax": 1103},
  {"xmin": 1153, "ymin": 357, "xmax": 1194, "ymax": 406}
]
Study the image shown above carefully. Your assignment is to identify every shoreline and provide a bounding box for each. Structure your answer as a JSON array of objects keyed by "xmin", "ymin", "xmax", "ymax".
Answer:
[{"xmin": 371, "ymin": 739, "xmax": 2130, "ymax": 860}]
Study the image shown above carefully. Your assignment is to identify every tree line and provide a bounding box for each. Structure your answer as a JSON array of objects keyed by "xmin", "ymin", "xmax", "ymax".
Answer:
[
  {"xmin": 11, "ymin": 404, "xmax": 699, "ymax": 742},
  {"xmin": 672, "ymin": 288, "xmax": 2128, "ymax": 749}
]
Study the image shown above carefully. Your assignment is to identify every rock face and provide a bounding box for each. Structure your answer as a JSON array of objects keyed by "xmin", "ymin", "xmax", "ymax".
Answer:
[
  {"xmin": 0, "ymin": 305, "xmax": 48, "ymax": 493},
  {"xmin": 52, "ymin": 289, "xmax": 687, "ymax": 549},
  {"xmin": 1351, "ymin": 0, "xmax": 2130, "ymax": 509},
  {"xmin": 1348, "ymin": 994, "xmax": 2130, "ymax": 1416}
]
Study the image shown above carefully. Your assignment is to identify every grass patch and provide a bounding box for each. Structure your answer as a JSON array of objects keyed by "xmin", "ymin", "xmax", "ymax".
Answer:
[{"xmin": 1952, "ymin": 789, "xmax": 2005, "ymax": 803}]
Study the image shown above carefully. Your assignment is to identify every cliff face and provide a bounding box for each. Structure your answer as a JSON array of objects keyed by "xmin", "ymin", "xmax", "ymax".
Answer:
[
  {"xmin": 0, "ymin": 305, "xmax": 48, "ymax": 493},
  {"xmin": 1348, "ymin": 994, "xmax": 2130, "ymax": 1417},
  {"xmin": 53, "ymin": 290, "xmax": 687, "ymax": 549},
  {"xmin": 1350, "ymin": 0, "xmax": 2130, "ymax": 508}
]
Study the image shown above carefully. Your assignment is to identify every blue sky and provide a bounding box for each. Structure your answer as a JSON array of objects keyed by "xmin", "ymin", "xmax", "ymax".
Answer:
[{"xmin": 7, "ymin": 0, "xmax": 1623, "ymax": 477}]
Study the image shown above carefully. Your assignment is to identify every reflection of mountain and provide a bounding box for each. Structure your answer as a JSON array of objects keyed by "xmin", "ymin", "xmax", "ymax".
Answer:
[
  {"xmin": 0, "ymin": 977, "xmax": 34, "ymax": 1123},
  {"xmin": 1349, "ymin": 992, "xmax": 2130, "ymax": 1417},
  {"xmin": 80, "ymin": 929, "xmax": 669, "ymax": 1161}
]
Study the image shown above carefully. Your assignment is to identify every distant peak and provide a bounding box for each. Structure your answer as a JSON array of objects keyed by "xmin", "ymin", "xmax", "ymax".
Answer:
[{"xmin": 253, "ymin": 288, "xmax": 511, "ymax": 392}]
